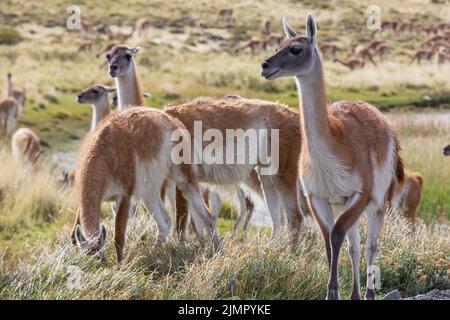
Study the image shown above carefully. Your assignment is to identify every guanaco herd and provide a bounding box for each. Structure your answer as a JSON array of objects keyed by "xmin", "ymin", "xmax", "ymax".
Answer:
[{"xmin": 1, "ymin": 14, "xmax": 449, "ymax": 300}]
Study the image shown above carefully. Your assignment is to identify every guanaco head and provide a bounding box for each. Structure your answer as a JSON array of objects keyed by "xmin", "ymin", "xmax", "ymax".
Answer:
[
  {"xmin": 106, "ymin": 45, "xmax": 140, "ymax": 78},
  {"xmin": 443, "ymin": 144, "xmax": 450, "ymax": 156},
  {"xmin": 76, "ymin": 84, "xmax": 116, "ymax": 105},
  {"xmin": 261, "ymin": 14, "xmax": 318, "ymax": 79},
  {"xmin": 74, "ymin": 224, "xmax": 107, "ymax": 259}
]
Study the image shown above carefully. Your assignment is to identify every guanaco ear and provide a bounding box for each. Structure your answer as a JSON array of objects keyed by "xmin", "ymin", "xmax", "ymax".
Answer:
[
  {"xmin": 129, "ymin": 47, "xmax": 141, "ymax": 55},
  {"xmin": 75, "ymin": 224, "xmax": 87, "ymax": 248},
  {"xmin": 306, "ymin": 13, "xmax": 317, "ymax": 46},
  {"xmin": 282, "ymin": 17, "xmax": 297, "ymax": 39},
  {"xmin": 102, "ymin": 85, "xmax": 116, "ymax": 93},
  {"xmin": 99, "ymin": 224, "xmax": 107, "ymax": 248}
]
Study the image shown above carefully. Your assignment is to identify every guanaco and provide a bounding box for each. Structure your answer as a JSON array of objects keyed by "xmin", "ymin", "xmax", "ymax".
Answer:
[
  {"xmin": 6, "ymin": 73, "xmax": 26, "ymax": 115},
  {"xmin": 72, "ymin": 107, "xmax": 221, "ymax": 262},
  {"xmin": 261, "ymin": 14, "xmax": 404, "ymax": 300},
  {"xmin": 334, "ymin": 58, "xmax": 365, "ymax": 70},
  {"xmin": 11, "ymin": 128, "xmax": 40, "ymax": 168}
]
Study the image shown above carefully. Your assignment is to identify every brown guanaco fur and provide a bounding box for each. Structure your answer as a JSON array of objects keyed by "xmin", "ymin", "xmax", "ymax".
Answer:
[
  {"xmin": 11, "ymin": 128, "xmax": 40, "ymax": 168},
  {"xmin": 261, "ymin": 14, "xmax": 404, "ymax": 300},
  {"xmin": 72, "ymin": 107, "xmax": 220, "ymax": 262},
  {"xmin": 392, "ymin": 170, "xmax": 423, "ymax": 224}
]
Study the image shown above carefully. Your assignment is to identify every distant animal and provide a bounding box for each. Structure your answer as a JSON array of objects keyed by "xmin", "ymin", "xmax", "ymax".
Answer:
[
  {"xmin": 435, "ymin": 21, "xmax": 450, "ymax": 33},
  {"xmin": 367, "ymin": 39, "xmax": 385, "ymax": 52},
  {"xmin": 134, "ymin": 18, "xmax": 151, "ymax": 37},
  {"xmin": 410, "ymin": 49, "xmax": 434, "ymax": 64},
  {"xmin": 334, "ymin": 57, "xmax": 365, "ymax": 70},
  {"xmin": 58, "ymin": 170, "xmax": 75, "ymax": 189},
  {"xmin": 77, "ymin": 42, "xmax": 92, "ymax": 53},
  {"xmin": 391, "ymin": 170, "xmax": 423, "ymax": 224},
  {"xmin": 437, "ymin": 47, "xmax": 450, "ymax": 64},
  {"xmin": 11, "ymin": 128, "xmax": 40, "ymax": 168},
  {"xmin": 236, "ymin": 37, "xmax": 266, "ymax": 56},
  {"xmin": 373, "ymin": 44, "xmax": 390, "ymax": 61},
  {"xmin": 265, "ymin": 33, "xmax": 283, "ymax": 48},
  {"xmin": 381, "ymin": 21, "xmax": 398, "ymax": 32},
  {"xmin": 395, "ymin": 22, "xmax": 413, "ymax": 34},
  {"xmin": 444, "ymin": 144, "xmax": 450, "ymax": 156},
  {"xmin": 318, "ymin": 43, "xmax": 339, "ymax": 60},
  {"xmin": 217, "ymin": 9, "xmax": 235, "ymax": 28},
  {"xmin": 354, "ymin": 44, "xmax": 377, "ymax": 65},
  {"xmin": 0, "ymin": 97, "xmax": 18, "ymax": 135},
  {"xmin": 262, "ymin": 19, "xmax": 272, "ymax": 35},
  {"xmin": 6, "ymin": 73, "xmax": 26, "ymax": 115},
  {"xmin": 422, "ymin": 35, "xmax": 446, "ymax": 47}
]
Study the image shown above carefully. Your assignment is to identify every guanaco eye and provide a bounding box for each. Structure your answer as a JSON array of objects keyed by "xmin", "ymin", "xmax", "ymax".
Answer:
[
  {"xmin": 289, "ymin": 47, "xmax": 303, "ymax": 56},
  {"xmin": 92, "ymin": 89, "xmax": 99, "ymax": 94},
  {"xmin": 106, "ymin": 53, "xmax": 111, "ymax": 61},
  {"xmin": 125, "ymin": 53, "xmax": 132, "ymax": 59}
]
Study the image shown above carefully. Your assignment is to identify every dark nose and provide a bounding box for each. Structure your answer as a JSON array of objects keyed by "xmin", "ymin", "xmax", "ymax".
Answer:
[
  {"xmin": 77, "ymin": 95, "xmax": 81, "ymax": 99},
  {"xmin": 110, "ymin": 64, "xmax": 118, "ymax": 71},
  {"xmin": 261, "ymin": 61, "xmax": 270, "ymax": 69}
]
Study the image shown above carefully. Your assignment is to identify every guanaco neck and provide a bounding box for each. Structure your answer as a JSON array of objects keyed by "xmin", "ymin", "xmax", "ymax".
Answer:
[
  {"xmin": 91, "ymin": 95, "xmax": 111, "ymax": 131},
  {"xmin": 6, "ymin": 74, "xmax": 13, "ymax": 97},
  {"xmin": 115, "ymin": 60, "xmax": 144, "ymax": 110},
  {"xmin": 295, "ymin": 50, "xmax": 334, "ymax": 157}
]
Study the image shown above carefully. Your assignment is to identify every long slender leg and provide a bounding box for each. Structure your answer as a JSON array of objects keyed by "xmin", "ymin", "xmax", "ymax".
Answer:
[
  {"xmin": 279, "ymin": 184, "xmax": 303, "ymax": 246},
  {"xmin": 70, "ymin": 208, "xmax": 81, "ymax": 245},
  {"xmin": 234, "ymin": 187, "xmax": 248, "ymax": 234},
  {"xmin": 114, "ymin": 196, "xmax": 131, "ymax": 262},
  {"xmin": 364, "ymin": 207, "xmax": 384, "ymax": 300},
  {"xmin": 172, "ymin": 165, "xmax": 221, "ymax": 250},
  {"xmin": 142, "ymin": 194, "xmax": 172, "ymax": 244},
  {"xmin": 259, "ymin": 176, "xmax": 283, "ymax": 238},
  {"xmin": 346, "ymin": 223, "xmax": 361, "ymax": 300},
  {"xmin": 175, "ymin": 187, "xmax": 189, "ymax": 242},
  {"xmin": 308, "ymin": 195, "xmax": 334, "ymax": 267},
  {"xmin": 327, "ymin": 192, "xmax": 369, "ymax": 300},
  {"xmin": 242, "ymin": 194, "xmax": 255, "ymax": 234}
]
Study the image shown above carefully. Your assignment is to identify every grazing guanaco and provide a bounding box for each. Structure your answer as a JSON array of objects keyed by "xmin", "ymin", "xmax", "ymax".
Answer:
[
  {"xmin": 261, "ymin": 14, "xmax": 404, "ymax": 300},
  {"xmin": 0, "ymin": 97, "xmax": 18, "ymax": 135},
  {"xmin": 354, "ymin": 44, "xmax": 377, "ymax": 66},
  {"xmin": 334, "ymin": 57, "xmax": 365, "ymax": 70},
  {"xmin": 6, "ymin": 73, "xmax": 26, "ymax": 116},
  {"xmin": 410, "ymin": 49, "xmax": 434, "ymax": 64},
  {"xmin": 318, "ymin": 43, "xmax": 339, "ymax": 60},
  {"xmin": 105, "ymin": 45, "xmax": 307, "ymax": 244},
  {"xmin": 236, "ymin": 37, "xmax": 266, "ymax": 56},
  {"xmin": 367, "ymin": 39, "xmax": 385, "ymax": 52},
  {"xmin": 391, "ymin": 170, "xmax": 423, "ymax": 224},
  {"xmin": 374, "ymin": 44, "xmax": 390, "ymax": 61},
  {"xmin": 11, "ymin": 128, "xmax": 40, "ymax": 168},
  {"xmin": 381, "ymin": 21, "xmax": 398, "ymax": 32},
  {"xmin": 72, "ymin": 107, "xmax": 221, "ymax": 262}
]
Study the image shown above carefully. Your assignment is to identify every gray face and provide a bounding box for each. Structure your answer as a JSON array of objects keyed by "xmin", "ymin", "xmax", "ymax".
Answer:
[
  {"xmin": 76, "ymin": 85, "xmax": 113, "ymax": 104},
  {"xmin": 106, "ymin": 45, "xmax": 139, "ymax": 78},
  {"xmin": 261, "ymin": 15, "xmax": 318, "ymax": 80},
  {"xmin": 261, "ymin": 37, "xmax": 315, "ymax": 79},
  {"xmin": 444, "ymin": 144, "xmax": 450, "ymax": 156}
]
